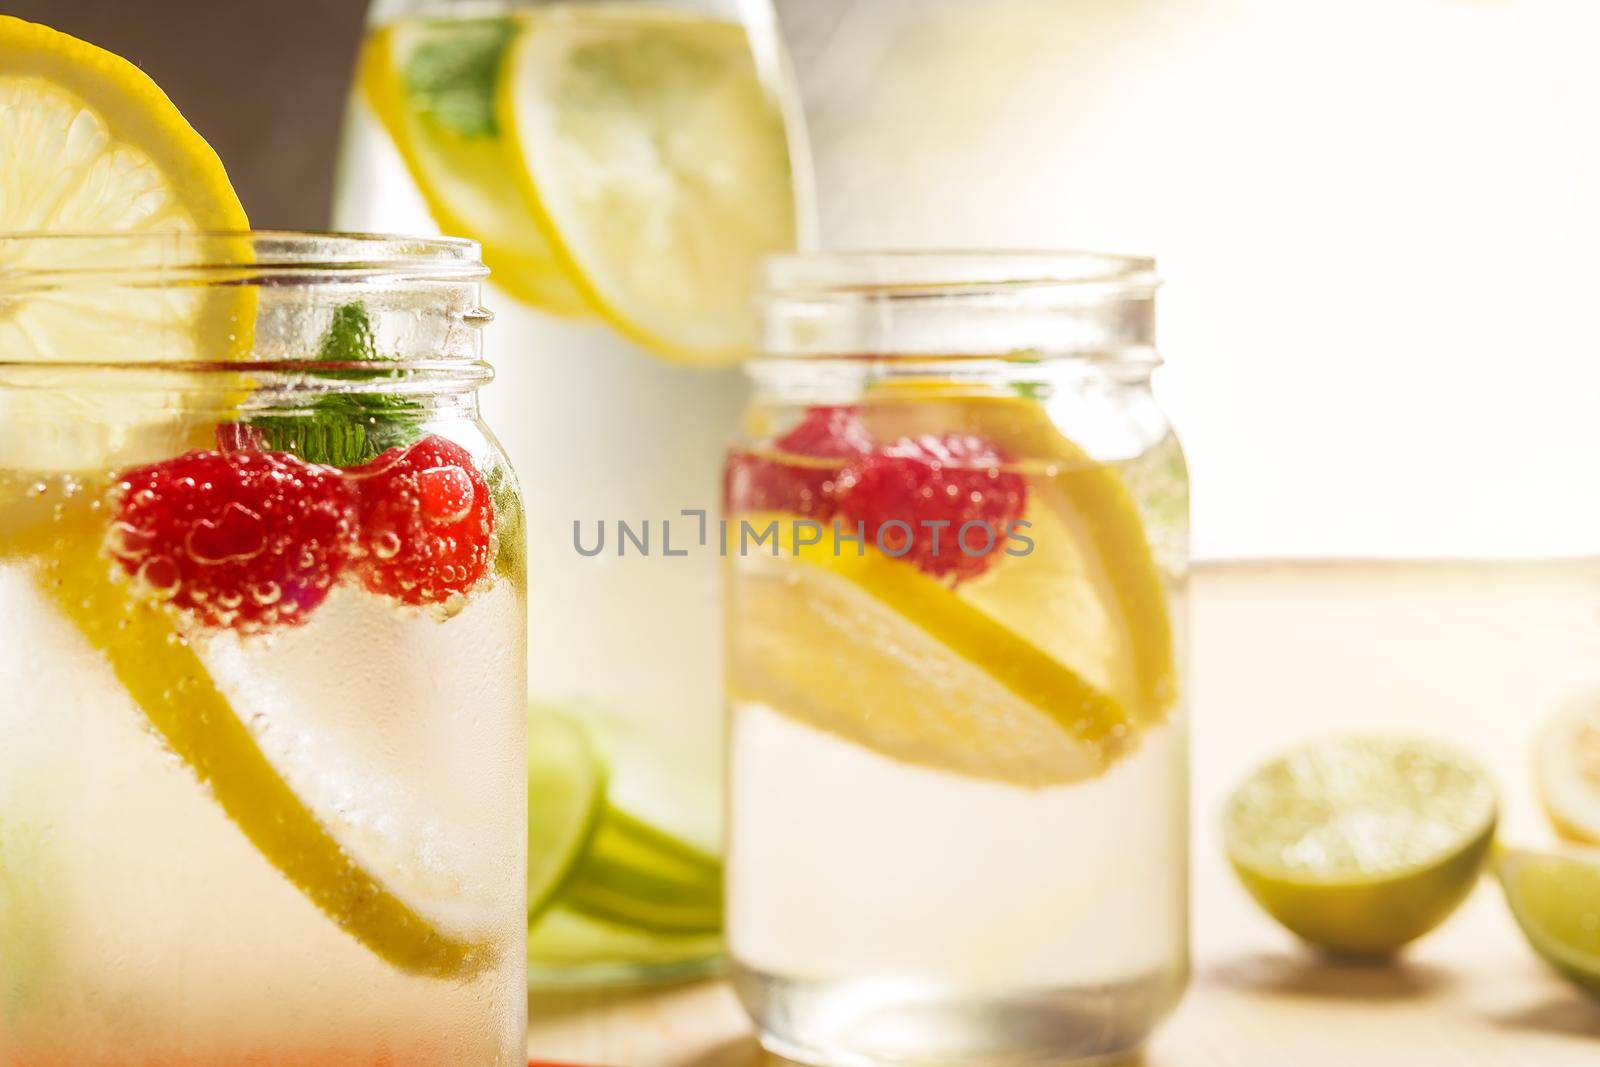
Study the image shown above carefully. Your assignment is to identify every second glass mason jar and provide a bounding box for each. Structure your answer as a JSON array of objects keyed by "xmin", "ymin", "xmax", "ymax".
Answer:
[
  {"xmin": 335, "ymin": 0, "xmax": 814, "ymax": 986},
  {"xmin": 724, "ymin": 253, "xmax": 1190, "ymax": 1067},
  {"xmin": 0, "ymin": 233, "xmax": 526, "ymax": 1065}
]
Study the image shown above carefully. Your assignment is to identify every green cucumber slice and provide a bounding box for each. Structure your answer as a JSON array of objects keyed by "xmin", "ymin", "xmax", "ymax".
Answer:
[{"xmin": 562, "ymin": 807, "xmax": 722, "ymax": 934}]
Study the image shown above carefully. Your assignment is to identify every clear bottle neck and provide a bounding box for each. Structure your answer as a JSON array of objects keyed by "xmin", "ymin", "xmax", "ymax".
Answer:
[{"xmin": 752, "ymin": 251, "xmax": 1161, "ymax": 401}]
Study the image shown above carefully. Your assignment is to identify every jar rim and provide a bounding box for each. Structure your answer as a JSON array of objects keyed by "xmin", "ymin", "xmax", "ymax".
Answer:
[
  {"xmin": 0, "ymin": 230, "xmax": 486, "ymax": 290},
  {"xmin": 761, "ymin": 249, "xmax": 1158, "ymax": 299}
]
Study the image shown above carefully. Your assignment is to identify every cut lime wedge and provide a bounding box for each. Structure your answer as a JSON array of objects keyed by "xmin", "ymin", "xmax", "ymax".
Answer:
[
  {"xmin": 1497, "ymin": 846, "xmax": 1600, "ymax": 995},
  {"xmin": 524, "ymin": 703, "xmax": 722, "ymax": 936},
  {"xmin": 1224, "ymin": 736, "xmax": 1497, "ymax": 955},
  {"xmin": 527, "ymin": 706, "xmax": 606, "ymax": 921}
]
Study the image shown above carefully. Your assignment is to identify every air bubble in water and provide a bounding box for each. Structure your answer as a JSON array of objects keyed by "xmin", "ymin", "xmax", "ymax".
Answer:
[
  {"xmin": 372, "ymin": 529, "xmax": 402, "ymax": 560},
  {"xmin": 135, "ymin": 556, "xmax": 181, "ymax": 600}
]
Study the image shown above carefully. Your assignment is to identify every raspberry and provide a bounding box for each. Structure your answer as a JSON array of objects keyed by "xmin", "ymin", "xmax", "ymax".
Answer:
[
  {"xmin": 107, "ymin": 450, "xmax": 359, "ymax": 632},
  {"xmin": 835, "ymin": 433, "xmax": 1027, "ymax": 583},
  {"xmin": 724, "ymin": 406, "xmax": 871, "ymax": 518},
  {"xmin": 349, "ymin": 435, "xmax": 494, "ymax": 606}
]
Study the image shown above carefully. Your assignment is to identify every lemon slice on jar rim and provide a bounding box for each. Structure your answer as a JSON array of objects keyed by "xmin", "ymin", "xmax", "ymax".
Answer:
[
  {"xmin": 0, "ymin": 14, "xmax": 254, "ymax": 471},
  {"xmin": 0, "ymin": 15, "xmax": 252, "ymax": 356}
]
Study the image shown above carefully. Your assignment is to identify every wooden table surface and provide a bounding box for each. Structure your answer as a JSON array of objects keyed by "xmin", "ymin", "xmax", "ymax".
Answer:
[{"xmin": 528, "ymin": 559, "xmax": 1600, "ymax": 1066}]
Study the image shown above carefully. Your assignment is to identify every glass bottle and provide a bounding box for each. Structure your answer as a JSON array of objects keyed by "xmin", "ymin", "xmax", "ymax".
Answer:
[{"xmin": 334, "ymin": 0, "xmax": 814, "ymax": 987}]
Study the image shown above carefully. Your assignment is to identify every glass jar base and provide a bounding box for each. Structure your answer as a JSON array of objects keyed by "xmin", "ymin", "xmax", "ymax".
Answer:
[
  {"xmin": 528, "ymin": 952, "xmax": 724, "ymax": 993},
  {"xmin": 733, "ymin": 963, "xmax": 1185, "ymax": 1067}
]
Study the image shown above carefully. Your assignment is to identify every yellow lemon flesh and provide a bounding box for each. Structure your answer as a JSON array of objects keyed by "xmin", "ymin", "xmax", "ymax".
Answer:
[
  {"xmin": 0, "ymin": 15, "xmax": 250, "ymax": 363},
  {"xmin": 860, "ymin": 390, "xmax": 1178, "ymax": 725},
  {"xmin": 1224, "ymin": 736, "xmax": 1497, "ymax": 956},
  {"xmin": 498, "ymin": 6, "xmax": 800, "ymax": 364},
  {"xmin": 359, "ymin": 16, "xmax": 587, "ymax": 316},
  {"xmin": 729, "ymin": 515, "xmax": 1134, "ymax": 787},
  {"xmin": 1535, "ymin": 696, "xmax": 1600, "ymax": 845}
]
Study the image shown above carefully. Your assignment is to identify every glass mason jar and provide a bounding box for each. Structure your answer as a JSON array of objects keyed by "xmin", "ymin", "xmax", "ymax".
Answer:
[
  {"xmin": 0, "ymin": 233, "xmax": 527, "ymax": 1065},
  {"xmin": 335, "ymin": 0, "xmax": 814, "ymax": 986},
  {"xmin": 724, "ymin": 252, "xmax": 1189, "ymax": 1067}
]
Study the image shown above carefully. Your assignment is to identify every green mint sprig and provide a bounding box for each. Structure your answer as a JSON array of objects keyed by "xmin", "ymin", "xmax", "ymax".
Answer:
[
  {"xmin": 404, "ymin": 19, "xmax": 515, "ymax": 139},
  {"xmin": 246, "ymin": 302, "xmax": 423, "ymax": 467}
]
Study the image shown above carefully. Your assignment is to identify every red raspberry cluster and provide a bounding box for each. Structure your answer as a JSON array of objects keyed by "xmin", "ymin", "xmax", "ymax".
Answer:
[
  {"xmin": 108, "ymin": 435, "xmax": 495, "ymax": 632},
  {"xmin": 726, "ymin": 406, "xmax": 1027, "ymax": 583}
]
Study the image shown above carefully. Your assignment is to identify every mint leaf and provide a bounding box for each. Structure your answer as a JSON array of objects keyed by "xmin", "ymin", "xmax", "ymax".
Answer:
[
  {"xmin": 247, "ymin": 303, "xmax": 423, "ymax": 467},
  {"xmin": 318, "ymin": 301, "xmax": 379, "ymax": 367},
  {"xmin": 404, "ymin": 19, "xmax": 514, "ymax": 138}
]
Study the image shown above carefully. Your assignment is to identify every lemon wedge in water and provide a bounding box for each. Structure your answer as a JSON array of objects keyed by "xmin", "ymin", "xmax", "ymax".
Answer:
[{"xmin": 729, "ymin": 515, "xmax": 1133, "ymax": 787}]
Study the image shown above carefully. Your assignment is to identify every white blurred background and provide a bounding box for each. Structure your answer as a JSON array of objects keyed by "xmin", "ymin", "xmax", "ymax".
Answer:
[
  {"xmin": 26, "ymin": 0, "xmax": 1600, "ymax": 560},
  {"xmin": 778, "ymin": 0, "xmax": 1600, "ymax": 560}
]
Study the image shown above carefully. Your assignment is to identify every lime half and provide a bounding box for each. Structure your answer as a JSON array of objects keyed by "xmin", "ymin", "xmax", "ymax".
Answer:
[
  {"xmin": 527, "ymin": 706, "xmax": 606, "ymax": 922},
  {"xmin": 1223, "ymin": 736, "xmax": 1497, "ymax": 955},
  {"xmin": 1497, "ymin": 846, "xmax": 1600, "ymax": 995}
]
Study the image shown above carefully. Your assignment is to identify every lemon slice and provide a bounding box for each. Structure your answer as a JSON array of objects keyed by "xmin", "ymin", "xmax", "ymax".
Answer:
[
  {"xmin": 861, "ymin": 390, "xmax": 1177, "ymax": 723},
  {"xmin": 1223, "ymin": 737, "xmax": 1497, "ymax": 955},
  {"xmin": 4, "ymin": 505, "xmax": 493, "ymax": 978},
  {"xmin": 498, "ymin": 7, "xmax": 799, "ymax": 364},
  {"xmin": 729, "ymin": 515, "xmax": 1132, "ymax": 787},
  {"xmin": 0, "ymin": 16, "xmax": 253, "ymax": 470},
  {"xmin": 359, "ymin": 17, "xmax": 586, "ymax": 315},
  {"xmin": 1496, "ymin": 846, "xmax": 1600, "ymax": 995},
  {"xmin": 1535, "ymin": 696, "xmax": 1600, "ymax": 844},
  {"xmin": 0, "ymin": 15, "xmax": 249, "ymax": 357}
]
